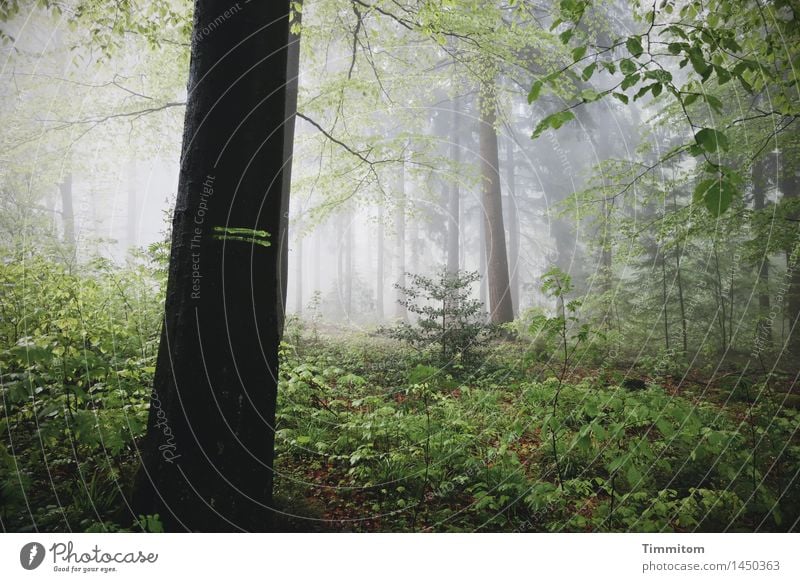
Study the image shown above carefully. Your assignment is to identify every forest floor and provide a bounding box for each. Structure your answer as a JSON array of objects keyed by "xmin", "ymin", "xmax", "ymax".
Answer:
[
  {"xmin": 269, "ymin": 329, "xmax": 800, "ymax": 532},
  {"xmin": 2, "ymin": 325, "xmax": 798, "ymax": 532}
]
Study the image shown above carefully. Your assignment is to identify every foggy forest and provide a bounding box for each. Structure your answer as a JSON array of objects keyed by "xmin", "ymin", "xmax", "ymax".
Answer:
[{"xmin": 1, "ymin": 0, "xmax": 799, "ymax": 533}]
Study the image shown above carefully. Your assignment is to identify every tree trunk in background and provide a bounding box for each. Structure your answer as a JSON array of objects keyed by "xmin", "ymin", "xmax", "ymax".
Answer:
[
  {"xmin": 479, "ymin": 209, "xmax": 487, "ymax": 309},
  {"xmin": 314, "ymin": 225, "xmax": 321, "ymax": 296},
  {"xmin": 447, "ymin": 97, "xmax": 461, "ymax": 275},
  {"xmin": 504, "ymin": 138, "xmax": 520, "ymax": 315},
  {"xmin": 478, "ymin": 86, "xmax": 514, "ymax": 324},
  {"xmin": 395, "ymin": 160, "xmax": 408, "ymax": 320},
  {"xmin": 672, "ymin": 191, "xmax": 688, "ymax": 354},
  {"xmin": 337, "ymin": 213, "xmax": 345, "ymax": 312},
  {"xmin": 376, "ymin": 205, "xmax": 385, "ymax": 319},
  {"xmin": 410, "ymin": 209, "xmax": 419, "ymax": 276},
  {"xmin": 294, "ymin": 224, "xmax": 303, "ymax": 315},
  {"xmin": 133, "ymin": 0, "xmax": 297, "ymax": 532},
  {"xmin": 752, "ymin": 158, "xmax": 771, "ymax": 349},
  {"xmin": 59, "ymin": 173, "xmax": 75, "ymax": 258},
  {"xmin": 345, "ymin": 207, "xmax": 353, "ymax": 317},
  {"xmin": 127, "ymin": 161, "xmax": 137, "ymax": 250},
  {"xmin": 599, "ymin": 197, "xmax": 613, "ymax": 327}
]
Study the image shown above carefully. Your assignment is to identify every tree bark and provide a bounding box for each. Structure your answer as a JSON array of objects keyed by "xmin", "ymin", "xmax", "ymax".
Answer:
[
  {"xmin": 478, "ymin": 86, "xmax": 514, "ymax": 324},
  {"xmin": 752, "ymin": 158, "xmax": 771, "ymax": 348},
  {"xmin": 133, "ymin": 0, "xmax": 298, "ymax": 532}
]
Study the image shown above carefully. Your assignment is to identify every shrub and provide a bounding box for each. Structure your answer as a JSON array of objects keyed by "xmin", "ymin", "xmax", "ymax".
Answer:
[{"xmin": 385, "ymin": 269, "xmax": 494, "ymax": 364}]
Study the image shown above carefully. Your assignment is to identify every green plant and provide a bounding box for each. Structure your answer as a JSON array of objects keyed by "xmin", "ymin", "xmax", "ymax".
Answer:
[{"xmin": 386, "ymin": 269, "xmax": 494, "ymax": 364}]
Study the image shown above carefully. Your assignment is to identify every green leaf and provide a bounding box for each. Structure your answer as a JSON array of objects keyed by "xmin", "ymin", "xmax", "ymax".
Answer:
[
  {"xmin": 693, "ymin": 176, "xmax": 737, "ymax": 216},
  {"xmin": 528, "ymin": 80, "xmax": 543, "ymax": 103},
  {"xmin": 572, "ymin": 46, "xmax": 587, "ymax": 61},
  {"xmin": 651, "ymin": 82, "xmax": 662, "ymax": 97},
  {"xmin": 705, "ymin": 94, "xmax": 723, "ymax": 113},
  {"xmin": 619, "ymin": 58, "xmax": 636, "ymax": 75},
  {"xmin": 626, "ymin": 463, "xmax": 642, "ymax": 487},
  {"xmin": 688, "ymin": 46, "xmax": 712, "ymax": 80},
  {"xmin": 667, "ymin": 42, "xmax": 683, "ymax": 55},
  {"xmin": 683, "ymin": 93, "xmax": 699, "ymax": 106},
  {"xmin": 644, "ymin": 69, "xmax": 672, "ymax": 83},
  {"xmin": 581, "ymin": 62, "xmax": 596, "ymax": 81},
  {"xmin": 620, "ymin": 73, "xmax": 640, "ymax": 90},
  {"xmin": 626, "ymin": 36, "xmax": 643, "ymax": 58},
  {"xmin": 532, "ymin": 111, "xmax": 576, "ymax": 139},
  {"xmin": 714, "ymin": 65, "xmax": 731, "ymax": 85},
  {"xmin": 695, "ymin": 128, "xmax": 729, "ymax": 153},
  {"xmin": 612, "ymin": 92, "xmax": 628, "ymax": 104},
  {"xmin": 580, "ymin": 88, "xmax": 601, "ymax": 102}
]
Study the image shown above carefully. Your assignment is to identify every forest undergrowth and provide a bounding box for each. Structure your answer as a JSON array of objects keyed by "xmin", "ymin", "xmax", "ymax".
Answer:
[{"xmin": 2, "ymin": 251, "xmax": 798, "ymax": 533}]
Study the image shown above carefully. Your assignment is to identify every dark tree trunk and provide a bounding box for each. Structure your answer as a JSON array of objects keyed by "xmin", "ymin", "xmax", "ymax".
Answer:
[
  {"xmin": 59, "ymin": 173, "xmax": 75, "ymax": 257},
  {"xmin": 133, "ymin": 0, "xmax": 298, "ymax": 532},
  {"xmin": 446, "ymin": 97, "xmax": 461, "ymax": 275},
  {"xmin": 478, "ymin": 86, "xmax": 514, "ymax": 324}
]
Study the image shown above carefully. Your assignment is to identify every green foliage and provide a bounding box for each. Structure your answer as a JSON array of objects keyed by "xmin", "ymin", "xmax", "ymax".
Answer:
[
  {"xmin": 0, "ymin": 249, "xmax": 162, "ymax": 531},
  {"xmin": 272, "ymin": 332, "xmax": 800, "ymax": 532},
  {"xmin": 384, "ymin": 269, "xmax": 494, "ymax": 364}
]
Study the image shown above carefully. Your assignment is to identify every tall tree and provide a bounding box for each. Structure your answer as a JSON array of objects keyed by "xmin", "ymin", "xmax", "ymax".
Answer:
[
  {"xmin": 133, "ymin": 0, "xmax": 298, "ymax": 532},
  {"xmin": 478, "ymin": 81, "xmax": 514, "ymax": 323}
]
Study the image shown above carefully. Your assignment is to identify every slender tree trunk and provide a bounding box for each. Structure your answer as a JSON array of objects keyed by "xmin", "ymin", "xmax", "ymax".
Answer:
[
  {"xmin": 133, "ymin": 1, "xmax": 298, "ymax": 532},
  {"xmin": 670, "ymin": 192, "xmax": 688, "ymax": 354},
  {"xmin": 337, "ymin": 213, "xmax": 345, "ymax": 312},
  {"xmin": 345, "ymin": 207, "xmax": 353, "ymax": 317},
  {"xmin": 377, "ymin": 205, "xmax": 385, "ymax": 319},
  {"xmin": 395, "ymin": 160, "xmax": 408, "ymax": 321},
  {"xmin": 504, "ymin": 138, "xmax": 520, "ymax": 315},
  {"xmin": 479, "ymin": 208, "xmax": 487, "ymax": 309},
  {"xmin": 447, "ymin": 97, "xmax": 461, "ymax": 275},
  {"xmin": 294, "ymin": 222, "xmax": 303, "ymax": 315},
  {"xmin": 314, "ymin": 225, "xmax": 321, "ymax": 296},
  {"xmin": 752, "ymin": 158, "xmax": 771, "ymax": 347},
  {"xmin": 127, "ymin": 160, "xmax": 137, "ymax": 250},
  {"xmin": 661, "ymin": 249, "xmax": 670, "ymax": 351},
  {"xmin": 478, "ymin": 85, "xmax": 514, "ymax": 323},
  {"xmin": 60, "ymin": 173, "xmax": 75, "ymax": 258}
]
